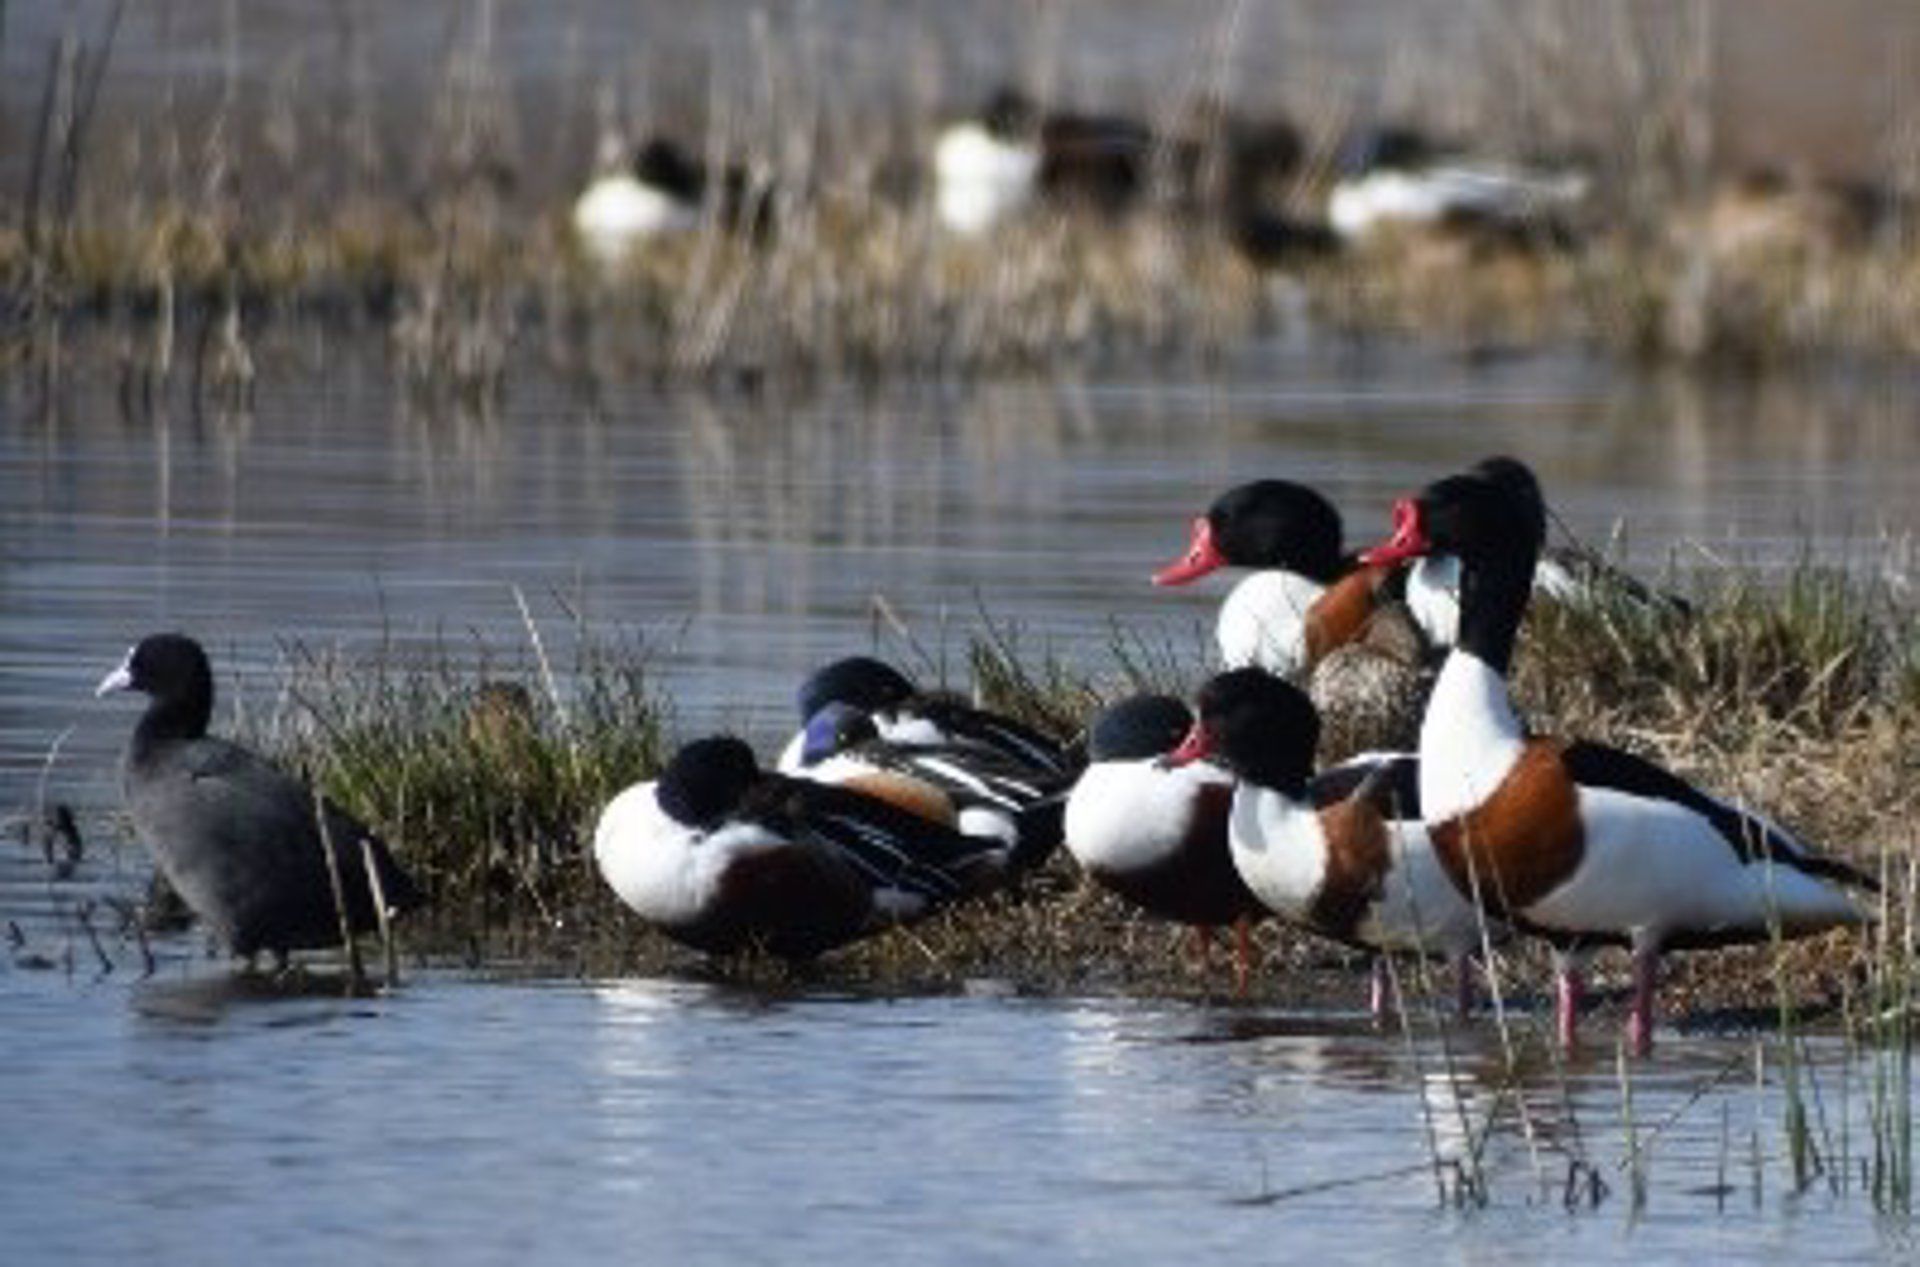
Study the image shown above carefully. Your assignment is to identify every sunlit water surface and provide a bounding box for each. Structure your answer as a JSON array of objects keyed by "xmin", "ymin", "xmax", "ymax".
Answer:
[
  {"xmin": 3, "ymin": 963, "xmax": 1915, "ymax": 1264},
  {"xmin": 5, "ymin": 342, "xmax": 1920, "ymax": 1259}
]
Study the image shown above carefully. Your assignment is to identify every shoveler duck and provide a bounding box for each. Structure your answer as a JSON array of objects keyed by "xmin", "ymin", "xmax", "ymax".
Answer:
[
  {"xmin": 1170, "ymin": 667, "xmax": 1496, "ymax": 1017},
  {"xmin": 1361, "ymin": 462, "xmax": 1876, "ymax": 1054},
  {"xmin": 1327, "ymin": 126, "xmax": 1589, "ymax": 247},
  {"xmin": 1152, "ymin": 479, "xmax": 1431, "ymax": 755},
  {"xmin": 1403, "ymin": 456, "xmax": 1691, "ymax": 651},
  {"xmin": 97, "ymin": 633, "xmax": 423, "ymax": 964},
  {"xmin": 776, "ymin": 655, "xmax": 1077, "ymax": 781},
  {"xmin": 593, "ymin": 736, "xmax": 1011, "ymax": 959},
  {"xmin": 790, "ymin": 700, "xmax": 1067, "ymax": 869},
  {"xmin": 572, "ymin": 135, "xmax": 772, "ymax": 265}
]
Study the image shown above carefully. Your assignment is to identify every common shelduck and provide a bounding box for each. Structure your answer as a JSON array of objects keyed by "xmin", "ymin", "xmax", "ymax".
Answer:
[
  {"xmin": 97, "ymin": 633, "xmax": 423, "ymax": 964},
  {"xmin": 1327, "ymin": 126, "xmax": 1589, "ymax": 246},
  {"xmin": 1063, "ymin": 694, "xmax": 1256, "ymax": 927},
  {"xmin": 776, "ymin": 655, "xmax": 1077, "ymax": 781},
  {"xmin": 790, "ymin": 701, "xmax": 1067, "ymax": 868},
  {"xmin": 1170, "ymin": 667, "xmax": 1496, "ymax": 1017},
  {"xmin": 1152, "ymin": 479, "xmax": 1425, "ymax": 679},
  {"xmin": 593, "ymin": 736, "xmax": 1010, "ymax": 959},
  {"xmin": 1402, "ymin": 456, "xmax": 1692, "ymax": 650},
  {"xmin": 1361, "ymin": 462, "xmax": 1875, "ymax": 1054},
  {"xmin": 1063, "ymin": 694, "xmax": 1261, "ymax": 988}
]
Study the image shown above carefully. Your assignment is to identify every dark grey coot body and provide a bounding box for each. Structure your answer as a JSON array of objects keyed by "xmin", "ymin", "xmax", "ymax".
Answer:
[{"xmin": 98, "ymin": 634, "xmax": 424, "ymax": 960}]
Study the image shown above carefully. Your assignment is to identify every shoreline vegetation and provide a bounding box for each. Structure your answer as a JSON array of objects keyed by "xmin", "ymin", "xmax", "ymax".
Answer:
[
  {"xmin": 24, "ymin": 556, "xmax": 1918, "ymax": 1041},
  {"xmin": 7, "ymin": 5, "xmax": 1920, "ymax": 392}
]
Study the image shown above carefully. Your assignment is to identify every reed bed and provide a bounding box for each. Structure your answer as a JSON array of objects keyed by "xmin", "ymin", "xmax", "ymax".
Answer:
[{"xmin": 9, "ymin": 1, "xmax": 1920, "ymax": 387}]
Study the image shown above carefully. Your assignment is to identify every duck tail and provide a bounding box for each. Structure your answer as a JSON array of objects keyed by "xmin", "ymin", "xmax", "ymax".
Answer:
[{"xmin": 1008, "ymin": 793, "xmax": 1068, "ymax": 873}]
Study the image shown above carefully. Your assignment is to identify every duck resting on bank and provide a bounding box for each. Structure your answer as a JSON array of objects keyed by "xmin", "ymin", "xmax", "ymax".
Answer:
[
  {"xmin": 594, "ymin": 735, "xmax": 1017, "ymax": 959},
  {"xmin": 789, "ymin": 700, "xmax": 1067, "ymax": 870},
  {"xmin": 776, "ymin": 655, "xmax": 1078, "ymax": 782},
  {"xmin": 1063, "ymin": 693, "xmax": 1262, "ymax": 987}
]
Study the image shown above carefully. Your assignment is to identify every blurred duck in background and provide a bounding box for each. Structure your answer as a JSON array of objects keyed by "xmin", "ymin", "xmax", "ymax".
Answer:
[
  {"xmin": 934, "ymin": 87, "xmax": 1152, "ymax": 234},
  {"xmin": 573, "ymin": 133, "xmax": 774, "ymax": 265},
  {"xmin": 1327, "ymin": 125, "xmax": 1590, "ymax": 248}
]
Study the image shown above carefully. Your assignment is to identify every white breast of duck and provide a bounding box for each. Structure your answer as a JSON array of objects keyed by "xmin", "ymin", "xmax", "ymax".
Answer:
[
  {"xmin": 935, "ymin": 121, "xmax": 1040, "ymax": 235},
  {"xmin": 1415, "ymin": 651, "xmax": 1529, "ymax": 826},
  {"xmin": 1229, "ymin": 760, "xmax": 1486, "ymax": 958},
  {"xmin": 593, "ymin": 779, "xmax": 778, "ymax": 931},
  {"xmin": 572, "ymin": 175, "xmax": 699, "ymax": 263},
  {"xmin": 1065, "ymin": 757, "xmax": 1232, "ymax": 878},
  {"xmin": 1216, "ymin": 570, "xmax": 1327, "ymax": 676}
]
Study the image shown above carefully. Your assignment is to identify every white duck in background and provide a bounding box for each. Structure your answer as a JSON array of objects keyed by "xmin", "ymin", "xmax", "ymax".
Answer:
[
  {"xmin": 1328, "ymin": 126, "xmax": 1590, "ymax": 245},
  {"xmin": 573, "ymin": 135, "xmax": 704, "ymax": 264},
  {"xmin": 934, "ymin": 90, "xmax": 1043, "ymax": 235},
  {"xmin": 934, "ymin": 87, "xmax": 1153, "ymax": 235}
]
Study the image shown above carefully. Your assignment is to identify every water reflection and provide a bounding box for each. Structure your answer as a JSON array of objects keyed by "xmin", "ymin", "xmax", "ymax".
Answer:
[
  {"xmin": 0, "ymin": 965, "xmax": 1906, "ymax": 1262},
  {"xmin": 9, "ymin": 342, "xmax": 1920, "ymax": 820},
  {"xmin": 130, "ymin": 970, "xmax": 386, "ymax": 1028}
]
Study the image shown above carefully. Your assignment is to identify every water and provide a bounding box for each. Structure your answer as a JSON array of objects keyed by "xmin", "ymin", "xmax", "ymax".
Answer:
[
  {"xmin": 6, "ymin": 339, "xmax": 1920, "ymax": 1259},
  {"xmin": 1, "ymin": 966, "xmax": 1912, "ymax": 1264},
  {"xmin": 6, "ymin": 341, "xmax": 1920, "ymax": 811}
]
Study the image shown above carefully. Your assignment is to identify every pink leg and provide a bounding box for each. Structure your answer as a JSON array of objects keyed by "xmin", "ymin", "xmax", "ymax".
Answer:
[
  {"xmin": 1626, "ymin": 950, "xmax": 1659, "ymax": 1058},
  {"xmin": 1369, "ymin": 956, "xmax": 1390, "ymax": 1021},
  {"xmin": 1556, "ymin": 959, "xmax": 1586, "ymax": 1051}
]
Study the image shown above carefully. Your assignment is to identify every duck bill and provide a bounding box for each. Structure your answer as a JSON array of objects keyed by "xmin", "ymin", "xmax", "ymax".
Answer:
[
  {"xmin": 1358, "ymin": 497, "xmax": 1432, "ymax": 567},
  {"xmin": 1164, "ymin": 720, "xmax": 1213, "ymax": 767},
  {"xmin": 1152, "ymin": 517, "xmax": 1225, "ymax": 586},
  {"xmin": 94, "ymin": 662, "xmax": 134, "ymax": 697}
]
